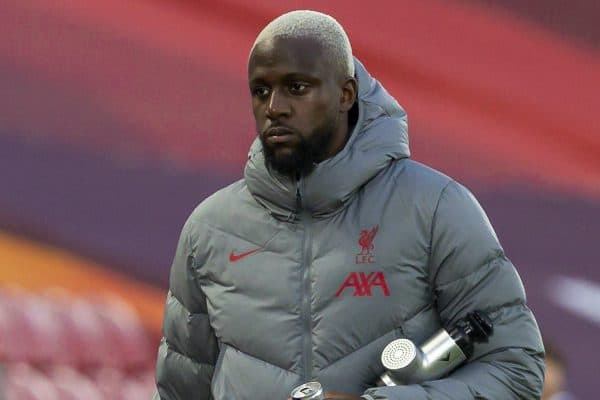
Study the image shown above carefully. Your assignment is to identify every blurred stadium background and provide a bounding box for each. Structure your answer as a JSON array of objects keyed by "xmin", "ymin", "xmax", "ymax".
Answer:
[{"xmin": 0, "ymin": 0, "xmax": 598, "ymax": 398}]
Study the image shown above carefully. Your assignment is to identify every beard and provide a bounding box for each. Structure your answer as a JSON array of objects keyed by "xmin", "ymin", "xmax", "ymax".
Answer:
[{"xmin": 260, "ymin": 117, "xmax": 337, "ymax": 177}]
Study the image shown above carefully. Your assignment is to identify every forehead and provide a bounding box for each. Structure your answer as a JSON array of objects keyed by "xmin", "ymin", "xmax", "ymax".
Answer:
[{"xmin": 248, "ymin": 36, "xmax": 332, "ymax": 81}]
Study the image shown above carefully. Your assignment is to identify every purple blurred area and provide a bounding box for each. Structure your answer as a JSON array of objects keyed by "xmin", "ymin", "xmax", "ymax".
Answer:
[
  {"xmin": 466, "ymin": 0, "xmax": 600, "ymax": 49},
  {"xmin": 0, "ymin": 0, "xmax": 598, "ymax": 398}
]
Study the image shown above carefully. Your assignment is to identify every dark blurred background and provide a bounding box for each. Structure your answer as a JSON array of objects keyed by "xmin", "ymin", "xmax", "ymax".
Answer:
[{"xmin": 0, "ymin": 0, "xmax": 598, "ymax": 398}]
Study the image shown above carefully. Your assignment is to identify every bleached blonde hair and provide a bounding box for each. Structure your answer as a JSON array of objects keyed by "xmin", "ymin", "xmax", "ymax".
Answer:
[{"xmin": 251, "ymin": 10, "xmax": 355, "ymax": 78}]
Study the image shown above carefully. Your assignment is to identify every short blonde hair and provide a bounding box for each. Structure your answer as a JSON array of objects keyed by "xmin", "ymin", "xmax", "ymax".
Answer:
[{"xmin": 251, "ymin": 10, "xmax": 355, "ymax": 77}]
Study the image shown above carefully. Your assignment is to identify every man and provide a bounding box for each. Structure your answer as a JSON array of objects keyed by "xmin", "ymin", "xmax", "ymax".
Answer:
[{"xmin": 154, "ymin": 10, "xmax": 544, "ymax": 400}]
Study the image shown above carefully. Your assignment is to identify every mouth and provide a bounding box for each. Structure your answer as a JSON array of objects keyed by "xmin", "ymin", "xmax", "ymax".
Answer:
[
  {"xmin": 263, "ymin": 126, "xmax": 297, "ymax": 145},
  {"xmin": 265, "ymin": 126, "xmax": 295, "ymax": 137}
]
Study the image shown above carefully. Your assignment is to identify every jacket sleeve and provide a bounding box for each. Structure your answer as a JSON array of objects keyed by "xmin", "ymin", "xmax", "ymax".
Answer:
[
  {"xmin": 363, "ymin": 181, "xmax": 545, "ymax": 400},
  {"xmin": 154, "ymin": 216, "xmax": 219, "ymax": 400}
]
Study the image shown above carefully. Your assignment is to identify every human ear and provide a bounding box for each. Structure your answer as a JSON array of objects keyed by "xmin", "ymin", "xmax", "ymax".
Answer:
[{"xmin": 339, "ymin": 77, "xmax": 357, "ymax": 112}]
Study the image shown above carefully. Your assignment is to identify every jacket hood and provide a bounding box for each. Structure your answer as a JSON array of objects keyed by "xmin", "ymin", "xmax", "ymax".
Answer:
[{"xmin": 244, "ymin": 58, "xmax": 409, "ymax": 220}]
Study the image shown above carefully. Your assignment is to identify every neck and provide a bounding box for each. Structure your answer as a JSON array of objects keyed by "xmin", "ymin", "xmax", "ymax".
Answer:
[{"xmin": 323, "ymin": 113, "xmax": 350, "ymax": 161}]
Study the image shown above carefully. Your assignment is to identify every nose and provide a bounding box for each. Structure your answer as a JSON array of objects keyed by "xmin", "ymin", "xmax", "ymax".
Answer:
[{"xmin": 266, "ymin": 89, "xmax": 290, "ymax": 119}]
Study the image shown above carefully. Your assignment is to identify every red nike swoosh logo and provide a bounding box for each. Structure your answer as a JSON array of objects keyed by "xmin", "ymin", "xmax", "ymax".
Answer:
[{"xmin": 229, "ymin": 248, "xmax": 260, "ymax": 263}]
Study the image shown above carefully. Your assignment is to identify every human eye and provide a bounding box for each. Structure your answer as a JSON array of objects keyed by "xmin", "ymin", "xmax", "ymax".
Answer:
[
  {"xmin": 251, "ymin": 86, "xmax": 270, "ymax": 99},
  {"xmin": 289, "ymin": 81, "xmax": 310, "ymax": 95}
]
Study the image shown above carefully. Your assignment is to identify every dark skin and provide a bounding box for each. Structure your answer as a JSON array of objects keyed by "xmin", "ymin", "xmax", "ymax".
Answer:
[
  {"xmin": 248, "ymin": 35, "xmax": 357, "ymax": 177},
  {"xmin": 248, "ymin": 36, "xmax": 362, "ymax": 400}
]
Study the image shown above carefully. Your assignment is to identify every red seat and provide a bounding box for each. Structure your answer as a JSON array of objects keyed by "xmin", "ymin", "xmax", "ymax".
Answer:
[
  {"xmin": 48, "ymin": 365, "xmax": 104, "ymax": 400},
  {"xmin": 4, "ymin": 363, "xmax": 60, "ymax": 400},
  {"xmin": 91, "ymin": 295, "xmax": 151, "ymax": 368},
  {"xmin": 1, "ymin": 287, "xmax": 154, "ymax": 370},
  {"xmin": 58, "ymin": 297, "xmax": 111, "ymax": 366},
  {"xmin": 118, "ymin": 374, "xmax": 156, "ymax": 400},
  {"xmin": 90, "ymin": 366, "xmax": 126, "ymax": 399},
  {"xmin": 20, "ymin": 294, "xmax": 69, "ymax": 364},
  {"xmin": 0, "ymin": 289, "xmax": 32, "ymax": 363}
]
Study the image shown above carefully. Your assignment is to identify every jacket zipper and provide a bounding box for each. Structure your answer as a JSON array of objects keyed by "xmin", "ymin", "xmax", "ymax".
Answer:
[{"xmin": 296, "ymin": 179, "xmax": 313, "ymax": 382}]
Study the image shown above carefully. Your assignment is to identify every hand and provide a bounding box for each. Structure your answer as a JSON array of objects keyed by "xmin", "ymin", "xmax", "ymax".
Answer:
[{"xmin": 323, "ymin": 391, "xmax": 364, "ymax": 400}]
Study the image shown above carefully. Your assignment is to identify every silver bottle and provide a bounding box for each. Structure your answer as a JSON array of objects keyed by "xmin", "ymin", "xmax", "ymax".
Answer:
[{"xmin": 379, "ymin": 311, "xmax": 493, "ymax": 386}]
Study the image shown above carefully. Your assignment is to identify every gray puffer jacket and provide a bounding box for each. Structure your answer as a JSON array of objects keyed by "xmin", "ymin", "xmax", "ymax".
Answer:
[{"xmin": 154, "ymin": 59, "xmax": 544, "ymax": 399}]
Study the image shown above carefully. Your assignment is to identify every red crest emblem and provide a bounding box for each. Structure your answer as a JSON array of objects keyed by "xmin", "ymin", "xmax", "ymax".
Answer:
[{"xmin": 356, "ymin": 225, "xmax": 378, "ymax": 264}]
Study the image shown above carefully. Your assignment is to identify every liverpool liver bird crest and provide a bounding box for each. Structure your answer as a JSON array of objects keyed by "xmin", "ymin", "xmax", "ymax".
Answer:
[{"xmin": 358, "ymin": 226, "xmax": 379, "ymax": 255}]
